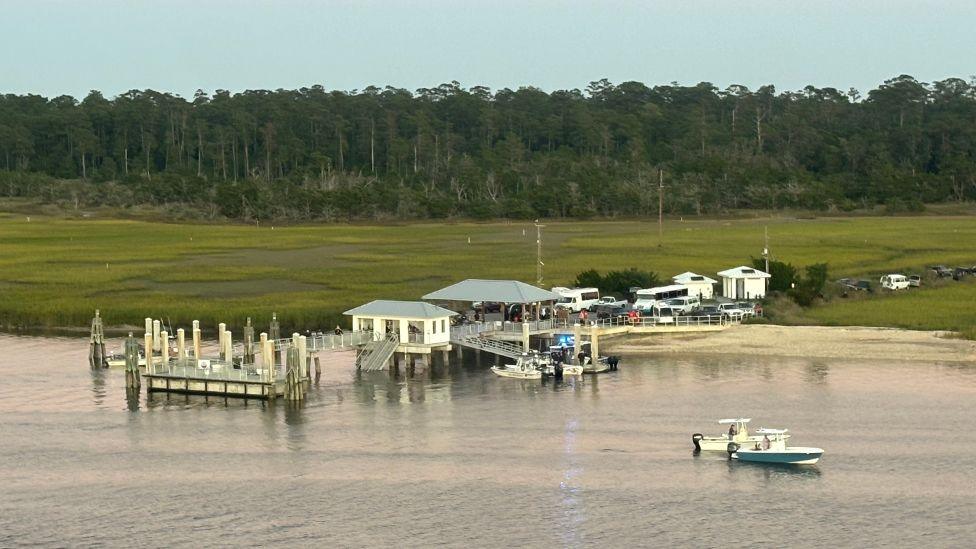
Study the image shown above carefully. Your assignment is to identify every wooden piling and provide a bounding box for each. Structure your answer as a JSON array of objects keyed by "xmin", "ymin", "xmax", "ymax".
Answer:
[
  {"xmin": 160, "ymin": 330, "xmax": 169, "ymax": 368},
  {"xmin": 218, "ymin": 323, "xmax": 227, "ymax": 359},
  {"xmin": 223, "ymin": 330, "xmax": 232, "ymax": 365},
  {"xmin": 152, "ymin": 320, "xmax": 161, "ymax": 353},
  {"xmin": 124, "ymin": 332, "xmax": 140, "ymax": 388},
  {"xmin": 244, "ymin": 317, "xmax": 255, "ymax": 365},
  {"xmin": 284, "ymin": 346, "xmax": 303, "ymax": 401},
  {"xmin": 176, "ymin": 328, "xmax": 186, "ymax": 360},
  {"xmin": 269, "ymin": 313, "xmax": 280, "ymax": 341},
  {"xmin": 88, "ymin": 309, "xmax": 106, "ymax": 368},
  {"xmin": 144, "ymin": 331, "xmax": 154, "ymax": 373},
  {"xmin": 192, "ymin": 320, "xmax": 201, "ymax": 362}
]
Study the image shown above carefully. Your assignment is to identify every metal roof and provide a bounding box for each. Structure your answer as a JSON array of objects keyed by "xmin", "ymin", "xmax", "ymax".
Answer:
[
  {"xmin": 717, "ymin": 266, "xmax": 771, "ymax": 279},
  {"xmin": 422, "ymin": 279, "xmax": 560, "ymax": 303},
  {"xmin": 344, "ymin": 300, "xmax": 458, "ymax": 319},
  {"xmin": 673, "ymin": 271, "xmax": 718, "ymax": 284}
]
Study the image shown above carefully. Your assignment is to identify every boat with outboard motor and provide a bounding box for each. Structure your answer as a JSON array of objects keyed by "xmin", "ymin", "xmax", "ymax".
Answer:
[
  {"xmin": 692, "ymin": 418, "xmax": 791, "ymax": 452},
  {"xmin": 729, "ymin": 428, "xmax": 824, "ymax": 465},
  {"xmin": 491, "ymin": 351, "xmax": 547, "ymax": 379}
]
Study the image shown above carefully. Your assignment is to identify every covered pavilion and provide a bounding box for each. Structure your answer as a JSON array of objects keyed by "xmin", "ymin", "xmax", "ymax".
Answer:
[{"xmin": 422, "ymin": 279, "xmax": 561, "ymax": 321}]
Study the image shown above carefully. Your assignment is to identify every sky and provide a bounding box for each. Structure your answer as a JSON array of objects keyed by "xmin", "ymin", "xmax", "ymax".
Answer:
[{"xmin": 2, "ymin": 0, "xmax": 974, "ymax": 99}]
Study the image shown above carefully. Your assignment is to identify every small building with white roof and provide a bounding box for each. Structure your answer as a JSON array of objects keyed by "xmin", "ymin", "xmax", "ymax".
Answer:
[
  {"xmin": 717, "ymin": 266, "xmax": 771, "ymax": 299},
  {"xmin": 344, "ymin": 300, "xmax": 457, "ymax": 347},
  {"xmin": 672, "ymin": 272, "xmax": 718, "ymax": 300}
]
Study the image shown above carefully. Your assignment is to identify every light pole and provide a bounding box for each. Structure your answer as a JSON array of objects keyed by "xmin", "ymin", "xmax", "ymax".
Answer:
[{"xmin": 534, "ymin": 220, "xmax": 545, "ymax": 286}]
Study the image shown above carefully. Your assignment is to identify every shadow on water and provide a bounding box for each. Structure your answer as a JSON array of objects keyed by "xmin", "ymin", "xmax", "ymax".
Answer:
[
  {"xmin": 804, "ymin": 360, "xmax": 830, "ymax": 384},
  {"xmin": 727, "ymin": 459, "xmax": 823, "ymax": 480}
]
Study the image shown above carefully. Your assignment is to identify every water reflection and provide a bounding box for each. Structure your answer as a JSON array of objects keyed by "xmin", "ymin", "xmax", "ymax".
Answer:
[
  {"xmin": 729, "ymin": 459, "xmax": 823, "ymax": 480},
  {"xmin": 804, "ymin": 361, "xmax": 830, "ymax": 384},
  {"xmin": 89, "ymin": 368, "xmax": 107, "ymax": 407}
]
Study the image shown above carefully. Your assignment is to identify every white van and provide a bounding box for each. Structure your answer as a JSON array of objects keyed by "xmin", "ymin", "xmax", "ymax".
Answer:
[
  {"xmin": 664, "ymin": 296, "xmax": 700, "ymax": 314},
  {"xmin": 552, "ymin": 287, "xmax": 601, "ymax": 313},
  {"xmin": 880, "ymin": 274, "xmax": 910, "ymax": 290},
  {"xmin": 650, "ymin": 305, "xmax": 676, "ymax": 324}
]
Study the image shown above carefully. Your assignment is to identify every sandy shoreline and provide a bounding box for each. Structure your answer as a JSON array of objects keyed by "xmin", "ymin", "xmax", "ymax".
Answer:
[{"xmin": 603, "ymin": 324, "xmax": 976, "ymax": 363}]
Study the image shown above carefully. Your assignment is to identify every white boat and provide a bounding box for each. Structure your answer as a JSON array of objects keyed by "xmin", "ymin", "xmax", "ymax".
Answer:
[
  {"xmin": 731, "ymin": 428, "xmax": 824, "ymax": 465},
  {"xmin": 491, "ymin": 352, "xmax": 546, "ymax": 379},
  {"xmin": 539, "ymin": 362, "xmax": 583, "ymax": 377},
  {"xmin": 105, "ymin": 354, "xmax": 148, "ymax": 368},
  {"xmin": 692, "ymin": 418, "xmax": 790, "ymax": 452},
  {"xmin": 581, "ymin": 357, "xmax": 610, "ymax": 374}
]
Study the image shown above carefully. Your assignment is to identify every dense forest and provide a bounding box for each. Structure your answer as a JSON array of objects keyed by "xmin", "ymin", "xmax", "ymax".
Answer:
[{"xmin": 1, "ymin": 75, "xmax": 975, "ymax": 220}]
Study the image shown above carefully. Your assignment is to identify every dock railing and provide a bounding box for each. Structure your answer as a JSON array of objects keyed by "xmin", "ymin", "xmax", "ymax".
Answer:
[{"xmin": 584, "ymin": 314, "xmax": 742, "ymax": 329}]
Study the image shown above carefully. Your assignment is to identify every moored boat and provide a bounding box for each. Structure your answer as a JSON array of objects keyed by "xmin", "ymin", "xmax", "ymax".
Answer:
[
  {"xmin": 730, "ymin": 428, "xmax": 823, "ymax": 465},
  {"xmin": 491, "ymin": 351, "xmax": 546, "ymax": 379},
  {"xmin": 539, "ymin": 362, "xmax": 583, "ymax": 377}
]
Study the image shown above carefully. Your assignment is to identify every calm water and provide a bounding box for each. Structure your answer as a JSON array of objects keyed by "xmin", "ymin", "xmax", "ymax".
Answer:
[{"xmin": 2, "ymin": 334, "xmax": 975, "ymax": 547}]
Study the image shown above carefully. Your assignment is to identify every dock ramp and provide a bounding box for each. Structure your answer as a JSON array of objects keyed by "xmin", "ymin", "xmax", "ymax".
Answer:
[
  {"xmin": 451, "ymin": 334, "xmax": 524, "ymax": 360},
  {"xmin": 356, "ymin": 332, "xmax": 399, "ymax": 371}
]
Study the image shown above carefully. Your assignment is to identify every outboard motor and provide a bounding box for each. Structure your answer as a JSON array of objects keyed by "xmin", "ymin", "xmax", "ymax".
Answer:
[
  {"xmin": 692, "ymin": 433, "xmax": 704, "ymax": 453},
  {"xmin": 727, "ymin": 442, "xmax": 740, "ymax": 460}
]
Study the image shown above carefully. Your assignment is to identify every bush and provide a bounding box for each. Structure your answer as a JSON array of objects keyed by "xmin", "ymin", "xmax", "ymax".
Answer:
[{"xmin": 572, "ymin": 268, "xmax": 660, "ymax": 296}]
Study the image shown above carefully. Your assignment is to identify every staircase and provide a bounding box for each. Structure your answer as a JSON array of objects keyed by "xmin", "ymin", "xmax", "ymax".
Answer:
[
  {"xmin": 452, "ymin": 334, "xmax": 525, "ymax": 360},
  {"xmin": 356, "ymin": 332, "xmax": 399, "ymax": 371}
]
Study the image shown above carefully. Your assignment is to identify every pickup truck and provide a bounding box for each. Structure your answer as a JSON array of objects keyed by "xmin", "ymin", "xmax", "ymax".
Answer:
[
  {"xmin": 588, "ymin": 296, "xmax": 627, "ymax": 311},
  {"xmin": 717, "ymin": 302, "xmax": 746, "ymax": 320}
]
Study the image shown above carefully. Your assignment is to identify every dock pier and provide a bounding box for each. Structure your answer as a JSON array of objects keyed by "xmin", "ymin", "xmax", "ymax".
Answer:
[{"xmin": 134, "ymin": 314, "xmax": 372, "ymax": 400}]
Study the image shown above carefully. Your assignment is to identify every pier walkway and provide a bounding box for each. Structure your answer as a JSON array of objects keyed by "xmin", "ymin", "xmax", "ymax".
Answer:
[{"xmin": 449, "ymin": 314, "xmax": 742, "ymax": 359}]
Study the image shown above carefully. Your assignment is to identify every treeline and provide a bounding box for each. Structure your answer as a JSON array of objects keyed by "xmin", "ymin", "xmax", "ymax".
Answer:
[{"xmin": 2, "ymin": 75, "xmax": 976, "ymax": 220}]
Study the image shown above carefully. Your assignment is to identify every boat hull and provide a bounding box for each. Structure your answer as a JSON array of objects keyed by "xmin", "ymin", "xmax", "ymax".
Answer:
[
  {"xmin": 734, "ymin": 447, "xmax": 823, "ymax": 465},
  {"xmin": 491, "ymin": 366, "xmax": 541, "ymax": 379},
  {"xmin": 582, "ymin": 363, "xmax": 610, "ymax": 374}
]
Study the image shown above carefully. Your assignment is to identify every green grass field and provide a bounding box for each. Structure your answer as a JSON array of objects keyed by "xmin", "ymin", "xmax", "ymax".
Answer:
[{"xmin": 0, "ymin": 212, "xmax": 974, "ymax": 335}]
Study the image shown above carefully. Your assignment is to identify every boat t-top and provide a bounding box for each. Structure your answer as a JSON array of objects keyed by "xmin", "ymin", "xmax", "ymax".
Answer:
[
  {"xmin": 730, "ymin": 428, "xmax": 824, "ymax": 465},
  {"xmin": 692, "ymin": 418, "xmax": 790, "ymax": 452}
]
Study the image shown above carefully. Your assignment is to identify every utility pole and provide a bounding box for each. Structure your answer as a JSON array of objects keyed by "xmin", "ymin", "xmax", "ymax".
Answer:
[
  {"xmin": 657, "ymin": 169, "xmax": 664, "ymax": 246},
  {"xmin": 763, "ymin": 225, "xmax": 769, "ymax": 274},
  {"xmin": 535, "ymin": 220, "xmax": 545, "ymax": 286}
]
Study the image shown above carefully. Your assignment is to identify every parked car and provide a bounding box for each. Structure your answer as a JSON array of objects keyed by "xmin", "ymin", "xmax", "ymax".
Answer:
[
  {"xmin": 717, "ymin": 302, "xmax": 745, "ymax": 320},
  {"xmin": 506, "ymin": 303, "xmax": 550, "ymax": 320},
  {"xmin": 907, "ymin": 275, "xmax": 921, "ymax": 287},
  {"xmin": 839, "ymin": 278, "xmax": 872, "ymax": 292},
  {"xmin": 953, "ymin": 267, "xmax": 970, "ymax": 281},
  {"xmin": 692, "ymin": 305, "xmax": 725, "ymax": 324},
  {"xmin": 588, "ymin": 295, "xmax": 627, "ymax": 311},
  {"xmin": 664, "ymin": 296, "xmax": 700, "ymax": 315},
  {"xmin": 734, "ymin": 302, "xmax": 758, "ymax": 317},
  {"xmin": 880, "ymin": 274, "xmax": 910, "ymax": 290},
  {"xmin": 593, "ymin": 303, "xmax": 630, "ymax": 320},
  {"xmin": 473, "ymin": 301, "xmax": 502, "ymax": 313},
  {"xmin": 928, "ymin": 265, "xmax": 953, "ymax": 278}
]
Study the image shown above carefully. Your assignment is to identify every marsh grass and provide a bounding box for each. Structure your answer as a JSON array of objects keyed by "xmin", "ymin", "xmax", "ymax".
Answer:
[{"xmin": 0, "ymin": 214, "xmax": 974, "ymax": 335}]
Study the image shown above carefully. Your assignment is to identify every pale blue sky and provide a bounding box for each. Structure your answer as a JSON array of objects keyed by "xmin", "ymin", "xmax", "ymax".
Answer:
[{"xmin": 2, "ymin": 0, "xmax": 974, "ymax": 99}]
